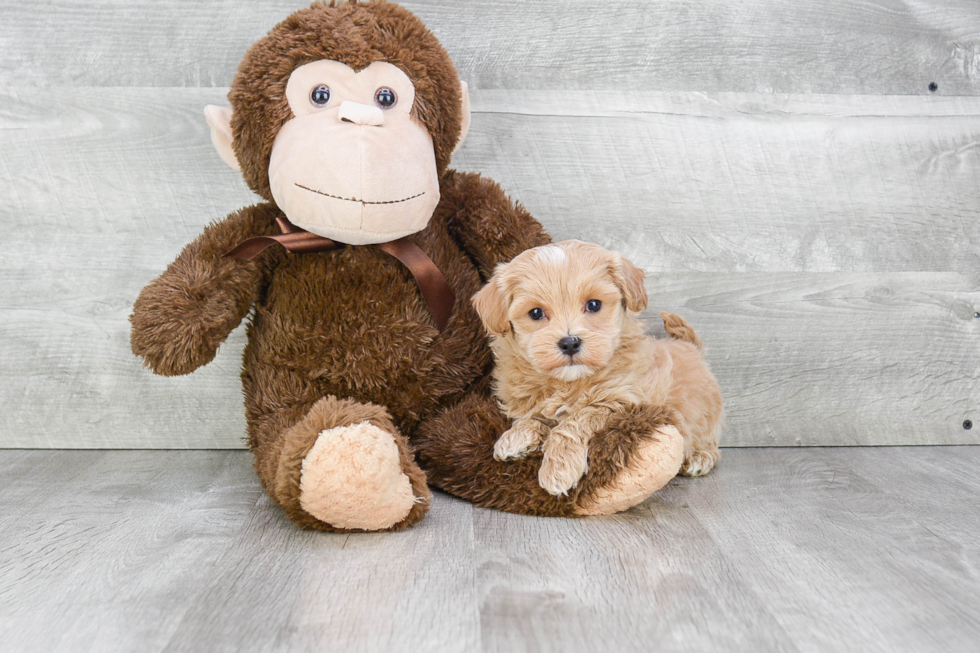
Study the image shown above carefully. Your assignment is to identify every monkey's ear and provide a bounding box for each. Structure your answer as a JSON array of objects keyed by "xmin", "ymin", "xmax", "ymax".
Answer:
[
  {"xmin": 204, "ymin": 105, "xmax": 241, "ymax": 172},
  {"xmin": 612, "ymin": 255, "xmax": 649, "ymax": 313},
  {"xmin": 471, "ymin": 276, "xmax": 511, "ymax": 336},
  {"xmin": 453, "ymin": 80, "xmax": 471, "ymax": 154}
]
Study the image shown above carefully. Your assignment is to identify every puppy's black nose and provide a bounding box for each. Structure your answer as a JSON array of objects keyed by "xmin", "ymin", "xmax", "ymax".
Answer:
[{"xmin": 558, "ymin": 336, "xmax": 582, "ymax": 356}]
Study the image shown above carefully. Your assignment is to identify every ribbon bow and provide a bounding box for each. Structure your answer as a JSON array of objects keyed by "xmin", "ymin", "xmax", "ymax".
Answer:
[{"xmin": 224, "ymin": 216, "xmax": 455, "ymax": 332}]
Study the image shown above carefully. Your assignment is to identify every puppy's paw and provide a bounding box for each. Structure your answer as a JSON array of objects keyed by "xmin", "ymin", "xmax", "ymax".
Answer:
[
  {"xmin": 538, "ymin": 442, "xmax": 589, "ymax": 496},
  {"xmin": 680, "ymin": 447, "xmax": 721, "ymax": 477},
  {"xmin": 494, "ymin": 420, "xmax": 546, "ymax": 461}
]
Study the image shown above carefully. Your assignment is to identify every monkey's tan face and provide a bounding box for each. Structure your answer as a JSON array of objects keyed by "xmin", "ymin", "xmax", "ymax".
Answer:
[{"xmin": 268, "ymin": 60, "xmax": 440, "ymax": 245}]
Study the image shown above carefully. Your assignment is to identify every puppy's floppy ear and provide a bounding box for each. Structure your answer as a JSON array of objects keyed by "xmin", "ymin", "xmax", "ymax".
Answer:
[
  {"xmin": 472, "ymin": 276, "xmax": 511, "ymax": 336},
  {"xmin": 611, "ymin": 255, "xmax": 648, "ymax": 312}
]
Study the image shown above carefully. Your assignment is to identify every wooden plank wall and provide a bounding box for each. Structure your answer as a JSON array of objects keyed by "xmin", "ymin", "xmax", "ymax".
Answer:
[{"xmin": 1, "ymin": 0, "xmax": 978, "ymax": 448}]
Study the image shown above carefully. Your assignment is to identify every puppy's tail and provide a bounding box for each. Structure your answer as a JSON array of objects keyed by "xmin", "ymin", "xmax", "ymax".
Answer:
[{"xmin": 661, "ymin": 312, "xmax": 702, "ymax": 350}]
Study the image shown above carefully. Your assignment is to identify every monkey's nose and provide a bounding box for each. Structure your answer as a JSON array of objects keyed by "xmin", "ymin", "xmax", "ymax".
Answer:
[
  {"xmin": 557, "ymin": 336, "xmax": 582, "ymax": 356},
  {"xmin": 337, "ymin": 101, "xmax": 384, "ymax": 126}
]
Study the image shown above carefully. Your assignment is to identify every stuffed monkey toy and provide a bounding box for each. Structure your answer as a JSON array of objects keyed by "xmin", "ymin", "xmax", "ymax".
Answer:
[{"xmin": 131, "ymin": 0, "xmax": 685, "ymax": 532}]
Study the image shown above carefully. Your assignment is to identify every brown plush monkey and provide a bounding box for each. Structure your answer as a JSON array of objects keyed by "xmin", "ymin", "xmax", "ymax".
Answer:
[{"xmin": 131, "ymin": 0, "xmax": 683, "ymax": 531}]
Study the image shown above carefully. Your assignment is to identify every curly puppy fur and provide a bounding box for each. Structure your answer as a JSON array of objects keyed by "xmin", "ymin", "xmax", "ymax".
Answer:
[{"xmin": 472, "ymin": 241, "xmax": 724, "ymax": 496}]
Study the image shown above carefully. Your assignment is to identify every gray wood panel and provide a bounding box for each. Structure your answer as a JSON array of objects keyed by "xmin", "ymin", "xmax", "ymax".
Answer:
[
  {"xmin": 4, "ymin": 270, "xmax": 976, "ymax": 448},
  {"xmin": 0, "ymin": 451, "xmax": 263, "ymax": 653},
  {"xmin": 3, "ymin": 0, "xmax": 979, "ymax": 95},
  {"xmin": 162, "ymin": 495, "xmax": 479, "ymax": 653},
  {"xmin": 663, "ymin": 447, "xmax": 980, "ymax": 653},
  {"xmin": 2, "ymin": 87, "xmax": 978, "ymax": 447},
  {"xmin": 4, "ymin": 88, "xmax": 979, "ymax": 271},
  {"xmin": 474, "ymin": 492, "xmax": 799, "ymax": 652},
  {"xmin": 468, "ymin": 91, "xmax": 980, "ymax": 273},
  {"xmin": 645, "ymin": 272, "xmax": 980, "ymax": 446},
  {"xmin": 3, "ymin": 448, "xmax": 979, "ymax": 652}
]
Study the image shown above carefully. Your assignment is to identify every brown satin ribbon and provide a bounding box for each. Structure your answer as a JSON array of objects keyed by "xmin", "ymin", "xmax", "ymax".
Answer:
[{"xmin": 223, "ymin": 216, "xmax": 455, "ymax": 332}]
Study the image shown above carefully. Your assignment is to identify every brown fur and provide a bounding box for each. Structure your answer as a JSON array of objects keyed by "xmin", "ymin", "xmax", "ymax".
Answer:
[
  {"xmin": 412, "ymin": 381, "xmax": 677, "ymax": 516},
  {"xmin": 473, "ymin": 241, "xmax": 724, "ymax": 491},
  {"xmin": 131, "ymin": 1, "xmax": 686, "ymax": 529},
  {"xmin": 133, "ymin": 167, "xmax": 549, "ymax": 530}
]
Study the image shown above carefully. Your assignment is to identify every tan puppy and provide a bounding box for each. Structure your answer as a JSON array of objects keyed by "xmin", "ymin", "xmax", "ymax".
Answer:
[{"xmin": 472, "ymin": 241, "xmax": 723, "ymax": 496}]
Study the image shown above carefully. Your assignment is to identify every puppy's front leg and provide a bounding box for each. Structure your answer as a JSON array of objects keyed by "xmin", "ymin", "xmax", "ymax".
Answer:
[
  {"xmin": 494, "ymin": 417, "xmax": 549, "ymax": 461},
  {"xmin": 539, "ymin": 408, "xmax": 611, "ymax": 496}
]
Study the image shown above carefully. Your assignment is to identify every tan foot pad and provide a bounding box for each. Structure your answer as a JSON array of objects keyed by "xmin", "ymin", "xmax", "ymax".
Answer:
[
  {"xmin": 299, "ymin": 422, "xmax": 415, "ymax": 530},
  {"xmin": 576, "ymin": 425, "xmax": 684, "ymax": 516}
]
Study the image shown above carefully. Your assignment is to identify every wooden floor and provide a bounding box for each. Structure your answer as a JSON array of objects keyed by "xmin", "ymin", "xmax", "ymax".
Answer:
[{"xmin": 2, "ymin": 447, "xmax": 978, "ymax": 653}]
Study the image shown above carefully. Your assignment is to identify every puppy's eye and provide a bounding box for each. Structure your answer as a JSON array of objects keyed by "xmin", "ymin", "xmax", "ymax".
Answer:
[
  {"xmin": 585, "ymin": 299, "xmax": 602, "ymax": 313},
  {"xmin": 528, "ymin": 308, "xmax": 545, "ymax": 321}
]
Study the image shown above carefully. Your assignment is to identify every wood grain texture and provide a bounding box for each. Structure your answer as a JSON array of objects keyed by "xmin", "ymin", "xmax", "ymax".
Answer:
[
  {"xmin": 644, "ymin": 272, "xmax": 980, "ymax": 446},
  {"xmin": 2, "ymin": 87, "xmax": 978, "ymax": 447},
  {"xmin": 0, "ymin": 451, "xmax": 263, "ymax": 653},
  {"xmin": 474, "ymin": 493, "xmax": 798, "ymax": 652},
  {"xmin": 162, "ymin": 493, "xmax": 479, "ymax": 653},
  {"xmin": 2, "ymin": 0, "xmax": 979, "ymax": 95},
  {"xmin": 3, "ymin": 270, "xmax": 975, "ymax": 448},
  {"xmin": 3, "ymin": 448, "xmax": 979, "ymax": 652},
  {"xmin": 648, "ymin": 447, "xmax": 980, "ymax": 653},
  {"xmin": 5, "ymin": 88, "xmax": 979, "ymax": 272},
  {"xmin": 465, "ymin": 91, "xmax": 980, "ymax": 274}
]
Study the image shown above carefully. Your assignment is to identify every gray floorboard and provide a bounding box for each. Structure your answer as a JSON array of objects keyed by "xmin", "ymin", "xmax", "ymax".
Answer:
[{"xmin": 1, "ymin": 448, "xmax": 977, "ymax": 653}]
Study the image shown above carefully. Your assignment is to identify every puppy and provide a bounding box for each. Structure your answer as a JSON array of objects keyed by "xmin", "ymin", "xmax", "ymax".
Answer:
[{"xmin": 472, "ymin": 241, "xmax": 723, "ymax": 496}]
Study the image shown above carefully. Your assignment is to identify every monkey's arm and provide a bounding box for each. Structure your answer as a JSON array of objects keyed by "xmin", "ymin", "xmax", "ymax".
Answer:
[
  {"xmin": 443, "ymin": 171, "xmax": 551, "ymax": 278},
  {"xmin": 130, "ymin": 203, "xmax": 281, "ymax": 376}
]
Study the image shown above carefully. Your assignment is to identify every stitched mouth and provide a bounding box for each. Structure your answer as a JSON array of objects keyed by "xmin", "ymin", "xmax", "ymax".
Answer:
[{"xmin": 295, "ymin": 183, "xmax": 425, "ymax": 206}]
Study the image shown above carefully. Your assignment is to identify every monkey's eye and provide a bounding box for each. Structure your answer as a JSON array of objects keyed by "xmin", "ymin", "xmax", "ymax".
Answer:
[
  {"xmin": 375, "ymin": 87, "xmax": 397, "ymax": 109},
  {"xmin": 528, "ymin": 308, "xmax": 545, "ymax": 321},
  {"xmin": 585, "ymin": 299, "xmax": 602, "ymax": 313},
  {"xmin": 310, "ymin": 85, "xmax": 331, "ymax": 107}
]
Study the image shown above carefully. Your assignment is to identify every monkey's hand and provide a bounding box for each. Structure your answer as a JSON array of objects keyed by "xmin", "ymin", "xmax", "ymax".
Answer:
[
  {"xmin": 130, "ymin": 204, "xmax": 279, "ymax": 376},
  {"xmin": 444, "ymin": 171, "xmax": 551, "ymax": 277}
]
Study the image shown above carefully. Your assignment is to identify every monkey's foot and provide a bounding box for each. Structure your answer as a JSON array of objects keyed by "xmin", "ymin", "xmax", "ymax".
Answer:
[
  {"xmin": 274, "ymin": 396, "xmax": 430, "ymax": 531},
  {"xmin": 576, "ymin": 425, "xmax": 684, "ymax": 516},
  {"xmin": 299, "ymin": 422, "xmax": 417, "ymax": 530}
]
